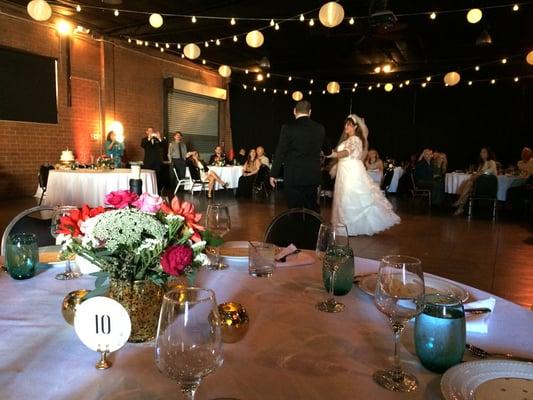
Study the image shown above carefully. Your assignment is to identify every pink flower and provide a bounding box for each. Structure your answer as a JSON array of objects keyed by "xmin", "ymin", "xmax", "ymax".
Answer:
[
  {"xmin": 105, "ymin": 190, "xmax": 138, "ymax": 209},
  {"xmin": 161, "ymin": 245, "xmax": 193, "ymax": 276},
  {"xmin": 132, "ymin": 193, "xmax": 163, "ymax": 213},
  {"xmin": 160, "ymin": 197, "xmax": 205, "ymax": 242}
]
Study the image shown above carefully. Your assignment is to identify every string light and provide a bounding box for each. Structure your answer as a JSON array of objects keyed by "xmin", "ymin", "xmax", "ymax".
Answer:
[
  {"xmin": 191, "ymin": 16, "xmax": 197, "ymax": 23},
  {"xmin": 284, "ymin": 90, "xmax": 288, "ymax": 95},
  {"xmin": 114, "ymin": 9, "xmax": 119, "ymax": 16},
  {"xmin": 501, "ymin": 58, "xmax": 507, "ymax": 64},
  {"xmin": 352, "ymin": 87, "xmax": 355, "ymax": 92},
  {"xmin": 270, "ymin": 19, "xmax": 275, "ymax": 26},
  {"xmin": 165, "ymin": 43, "xmax": 169, "ymax": 48},
  {"xmin": 512, "ymin": 4, "xmax": 519, "ymax": 11},
  {"xmin": 127, "ymin": 38, "xmax": 131, "ymax": 43},
  {"xmin": 177, "ymin": 43, "xmax": 181, "ymax": 49},
  {"xmin": 245, "ymin": 69, "xmax": 249, "ymax": 74},
  {"xmin": 376, "ymin": 83, "xmax": 381, "ymax": 88},
  {"xmin": 233, "ymin": 35, "xmax": 238, "ymax": 42},
  {"xmin": 368, "ymin": 86, "xmax": 373, "ymax": 91},
  {"xmin": 273, "ymin": 89, "xmax": 277, "ymax": 94},
  {"xmin": 155, "ymin": 42, "xmax": 159, "ymax": 47},
  {"xmin": 263, "ymin": 88, "xmax": 266, "ymax": 92},
  {"xmin": 353, "ymin": 83, "xmax": 358, "ymax": 87},
  {"xmin": 257, "ymin": 73, "xmax": 264, "ymax": 81},
  {"xmin": 430, "ymin": 12, "xmax": 437, "ymax": 20},
  {"xmin": 253, "ymin": 86, "xmax": 257, "ymax": 91},
  {"xmin": 275, "ymin": 23, "xmax": 280, "ymax": 30},
  {"xmin": 204, "ymin": 41, "xmax": 209, "ymax": 47},
  {"xmin": 310, "ymin": 79, "xmax": 314, "ymax": 84},
  {"xmin": 399, "ymin": 83, "xmax": 404, "ymax": 88},
  {"xmin": 426, "ymin": 76, "xmax": 432, "ymax": 82},
  {"xmin": 202, "ymin": 59, "xmax": 206, "ymax": 64},
  {"xmin": 514, "ymin": 77, "xmax": 519, "ymax": 82},
  {"xmin": 421, "ymin": 82, "xmax": 427, "ymax": 87},
  {"xmin": 309, "ymin": 18, "xmax": 315, "ymax": 26},
  {"xmin": 160, "ymin": 47, "xmax": 164, "ymax": 52},
  {"xmin": 266, "ymin": 73, "xmax": 271, "ymax": 78},
  {"xmin": 230, "ymin": 18, "xmax": 236, "ymax": 25},
  {"xmin": 299, "ymin": 14, "xmax": 305, "ymax": 22},
  {"xmin": 475, "ymin": 65, "xmax": 480, "ymax": 71},
  {"xmin": 76, "ymin": 4, "xmax": 81, "ymax": 12},
  {"xmin": 468, "ymin": 81, "xmax": 473, "ymax": 86},
  {"xmin": 374, "ymin": 66, "xmax": 381, "ymax": 73},
  {"xmin": 308, "ymin": 90, "xmax": 312, "ymax": 95},
  {"xmin": 288, "ymin": 76, "xmax": 292, "ymax": 81},
  {"xmin": 349, "ymin": 17, "xmax": 355, "ymax": 25},
  {"xmin": 216, "ymin": 39, "xmax": 221, "ymax": 46},
  {"xmin": 144, "ymin": 41, "xmax": 148, "ymax": 46},
  {"xmin": 322, "ymin": 90, "xmax": 326, "ymax": 94},
  {"xmin": 491, "ymin": 79, "xmax": 496, "ymax": 84},
  {"xmin": 405, "ymin": 80, "xmax": 410, "ymax": 85}
]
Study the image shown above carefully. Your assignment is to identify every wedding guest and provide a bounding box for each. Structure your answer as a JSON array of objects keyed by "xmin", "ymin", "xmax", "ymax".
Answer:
[
  {"xmin": 208, "ymin": 146, "xmax": 226, "ymax": 165},
  {"xmin": 186, "ymin": 151, "xmax": 227, "ymax": 199},
  {"xmin": 236, "ymin": 149, "xmax": 261, "ymax": 197},
  {"xmin": 506, "ymin": 174, "xmax": 533, "ymax": 216},
  {"xmin": 256, "ymin": 146, "xmax": 270, "ymax": 166},
  {"xmin": 105, "ymin": 130, "xmax": 124, "ymax": 168},
  {"xmin": 517, "ymin": 147, "xmax": 533, "ymax": 177},
  {"xmin": 168, "ymin": 131, "xmax": 188, "ymax": 180},
  {"xmin": 414, "ymin": 148, "xmax": 444, "ymax": 206},
  {"xmin": 453, "ymin": 147, "xmax": 498, "ymax": 216},
  {"xmin": 141, "ymin": 127, "xmax": 166, "ymax": 191},
  {"xmin": 432, "ymin": 152, "xmax": 448, "ymax": 180},
  {"xmin": 235, "ymin": 148, "xmax": 247, "ymax": 165},
  {"xmin": 365, "ymin": 149, "xmax": 384, "ymax": 172}
]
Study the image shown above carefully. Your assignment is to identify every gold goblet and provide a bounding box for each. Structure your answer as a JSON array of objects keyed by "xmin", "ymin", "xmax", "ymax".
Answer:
[
  {"xmin": 61, "ymin": 289, "xmax": 89, "ymax": 325},
  {"xmin": 218, "ymin": 302, "xmax": 250, "ymax": 343}
]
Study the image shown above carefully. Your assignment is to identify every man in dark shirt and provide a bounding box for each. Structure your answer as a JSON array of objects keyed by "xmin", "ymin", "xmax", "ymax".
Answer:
[
  {"xmin": 414, "ymin": 148, "xmax": 444, "ymax": 206},
  {"xmin": 141, "ymin": 127, "xmax": 167, "ymax": 191}
]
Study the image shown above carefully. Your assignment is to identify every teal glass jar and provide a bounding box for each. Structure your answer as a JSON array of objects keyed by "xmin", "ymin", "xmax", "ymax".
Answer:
[
  {"xmin": 6, "ymin": 233, "xmax": 38, "ymax": 280},
  {"xmin": 322, "ymin": 247, "xmax": 354, "ymax": 296},
  {"xmin": 414, "ymin": 294, "xmax": 466, "ymax": 373}
]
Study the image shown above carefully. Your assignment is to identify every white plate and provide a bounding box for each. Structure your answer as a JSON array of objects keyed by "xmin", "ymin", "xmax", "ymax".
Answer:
[
  {"xmin": 441, "ymin": 360, "xmax": 533, "ymax": 400},
  {"xmin": 357, "ymin": 273, "xmax": 470, "ymax": 303},
  {"xmin": 219, "ymin": 241, "xmax": 249, "ymax": 262}
]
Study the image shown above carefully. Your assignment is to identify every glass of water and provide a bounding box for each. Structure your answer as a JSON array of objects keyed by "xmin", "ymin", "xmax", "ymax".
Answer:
[
  {"xmin": 248, "ymin": 242, "xmax": 275, "ymax": 277},
  {"xmin": 6, "ymin": 233, "xmax": 38, "ymax": 280}
]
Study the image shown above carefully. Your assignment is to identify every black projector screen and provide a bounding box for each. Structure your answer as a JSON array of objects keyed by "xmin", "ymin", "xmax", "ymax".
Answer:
[{"xmin": 0, "ymin": 47, "xmax": 58, "ymax": 123}]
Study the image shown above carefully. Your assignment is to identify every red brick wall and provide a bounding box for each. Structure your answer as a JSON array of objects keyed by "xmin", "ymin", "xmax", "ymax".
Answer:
[{"xmin": 0, "ymin": 9, "xmax": 230, "ymax": 199}]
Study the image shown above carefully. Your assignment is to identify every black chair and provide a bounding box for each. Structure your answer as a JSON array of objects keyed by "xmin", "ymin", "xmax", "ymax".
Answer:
[
  {"xmin": 468, "ymin": 173, "xmax": 498, "ymax": 220},
  {"xmin": 264, "ymin": 208, "xmax": 325, "ymax": 250},
  {"xmin": 253, "ymin": 165, "xmax": 272, "ymax": 198},
  {"xmin": 38, "ymin": 164, "xmax": 54, "ymax": 205},
  {"xmin": 410, "ymin": 173, "xmax": 432, "ymax": 208}
]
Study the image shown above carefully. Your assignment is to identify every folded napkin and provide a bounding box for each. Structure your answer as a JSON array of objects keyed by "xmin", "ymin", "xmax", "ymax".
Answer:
[
  {"xmin": 275, "ymin": 244, "xmax": 315, "ymax": 268},
  {"xmin": 465, "ymin": 297, "xmax": 496, "ymax": 334}
]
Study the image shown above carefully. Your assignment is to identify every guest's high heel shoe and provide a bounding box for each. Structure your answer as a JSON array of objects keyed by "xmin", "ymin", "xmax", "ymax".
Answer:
[{"xmin": 207, "ymin": 191, "xmax": 213, "ymax": 199}]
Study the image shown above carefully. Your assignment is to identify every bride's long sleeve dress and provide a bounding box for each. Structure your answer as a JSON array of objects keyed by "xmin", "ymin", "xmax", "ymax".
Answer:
[{"xmin": 331, "ymin": 135, "xmax": 400, "ymax": 236}]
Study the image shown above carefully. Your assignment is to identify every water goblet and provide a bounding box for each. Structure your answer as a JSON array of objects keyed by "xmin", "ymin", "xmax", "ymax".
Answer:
[
  {"xmin": 205, "ymin": 204, "xmax": 231, "ymax": 270},
  {"xmin": 51, "ymin": 205, "xmax": 80, "ymax": 280}
]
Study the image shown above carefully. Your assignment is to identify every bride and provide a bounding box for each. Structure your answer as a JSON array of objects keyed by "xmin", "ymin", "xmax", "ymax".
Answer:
[{"xmin": 328, "ymin": 114, "xmax": 400, "ymax": 236}]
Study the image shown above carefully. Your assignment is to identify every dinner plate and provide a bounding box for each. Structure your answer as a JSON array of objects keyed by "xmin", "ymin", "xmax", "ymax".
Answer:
[
  {"xmin": 441, "ymin": 360, "xmax": 533, "ymax": 400},
  {"xmin": 219, "ymin": 241, "xmax": 249, "ymax": 261},
  {"xmin": 357, "ymin": 273, "xmax": 470, "ymax": 303}
]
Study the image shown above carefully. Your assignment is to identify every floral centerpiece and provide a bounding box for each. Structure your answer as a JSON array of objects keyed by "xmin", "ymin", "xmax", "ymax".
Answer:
[{"xmin": 57, "ymin": 190, "xmax": 221, "ymax": 342}]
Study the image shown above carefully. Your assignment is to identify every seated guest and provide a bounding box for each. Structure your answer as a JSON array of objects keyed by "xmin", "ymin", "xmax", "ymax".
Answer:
[
  {"xmin": 256, "ymin": 146, "xmax": 270, "ymax": 166},
  {"xmin": 168, "ymin": 131, "xmax": 189, "ymax": 180},
  {"xmin": 236, "ymin": 149, "xmax": 261, "ymax": 197},
  {"xmin": 432, "ymin": 151, "xmax": 448, "ymax": 180},
  {"xmin": 518, "ymin": 147, "xmax": 533, "ymax": 177},
  {"xmin": 414, "ymin": 148, "xmax": 444, "ymax": 206},
  {"xmin": 506, "ymin": 174, "xmax": 533, "ymax": 216},
  {"xmin": 235, "ymin": 148, "xmax": 247, "ymax": 165},
  {"xmin": 453, "ymin": 147, "xmax": 498, "ymax": 215},
  {"xmin": 208, "ymin": 146, "xmax": 227, "ymax": 166},
  {"xmin": 105, "ymin": 130, "xmax": 124, "ymax": 168},
  {"xmin": 365, "ymin": 149, "xmax": 384, "ymax": 171},
  {"xmin": 187, "ymin": 151, "xmax": 227, "ymax": 199}
]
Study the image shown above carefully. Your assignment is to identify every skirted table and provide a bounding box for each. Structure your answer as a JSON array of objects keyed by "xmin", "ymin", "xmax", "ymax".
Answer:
[{"xmin": 445, "ymin": 173, "xmax": 525, "ymax": 201}]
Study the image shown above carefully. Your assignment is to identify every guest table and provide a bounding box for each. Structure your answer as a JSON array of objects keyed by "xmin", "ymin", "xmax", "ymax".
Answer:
[
  {"xmin": 43, "ymin": 169, "xmax": 158, "ymax": 207},
  {"xmin": 1, "ymin": 254, "xmax": 532, "ymax": 399},
  {"xmin": 185, "ymin": 165, "xmax": 243, "ymax": 191},
  {"xmin": 445, "ymin": 173, "xmax": 525, "ymax": 201},
  {"xmin": 387, "ymin": 166, "xmax": 405, "ymax": 193}
]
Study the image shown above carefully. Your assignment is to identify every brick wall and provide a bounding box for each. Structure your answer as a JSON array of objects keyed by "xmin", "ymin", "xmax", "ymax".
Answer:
[{"xmin": 0, "ymin": 9, "xmax": 230, "ymax": 199}]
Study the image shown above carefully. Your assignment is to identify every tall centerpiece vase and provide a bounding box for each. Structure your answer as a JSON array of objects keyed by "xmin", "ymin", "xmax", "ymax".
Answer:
[{"xmin": 108, "ymin": 279, "xmax": 164, "ymax": 343}]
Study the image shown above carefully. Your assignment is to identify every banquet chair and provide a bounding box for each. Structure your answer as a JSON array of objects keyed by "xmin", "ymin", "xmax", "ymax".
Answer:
[
  {"xmin": 1, "ymin": 205, "xmax": 56, "ymax": 258},
  {"xmin": 173, "ymin": 167, "xmax": 207, "ymax": 196},
  {"xmin": 468, "ymin": 173, "xmax": 498, "ymax": 220},
  {"xmin": 253, "ymin": 165, "xmax": 272, "ymax": 198},
  {"xmin": 38, "ymin": 164, "xmax": 54, "ymax": 205},
  {"xmin": 410, "ymin": 173, "xmax": 432, "ymax": 209},
  {"xmin": 264, "ymin": 208, "xmax": 325, "ymax": 250}
]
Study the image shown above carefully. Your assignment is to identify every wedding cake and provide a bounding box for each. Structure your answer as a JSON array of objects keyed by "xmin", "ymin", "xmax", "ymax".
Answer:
[{"xmin": 60, "ymin": 150, "xmax": 74, "ymax": 163}]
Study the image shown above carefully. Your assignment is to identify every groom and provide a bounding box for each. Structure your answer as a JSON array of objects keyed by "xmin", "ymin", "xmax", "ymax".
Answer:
[{"xmin": 270, "ymin": 100, "xmax": 332, "ymax": 212}]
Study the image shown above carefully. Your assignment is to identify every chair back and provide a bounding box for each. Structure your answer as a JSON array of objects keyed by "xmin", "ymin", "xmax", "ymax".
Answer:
[
  {"xmin": 38, "ymin": 164, "xmax": 54, "ymax": 189},
  {"xmin": 410, "ymin": 172, "xmax": 418, "ymax": 190},
  {"xmin": 473, "ymin": 174, "xmax": 498, "ymax": 198},
  {"xmin": 188, "ymin": 165, "xmax": 202, "ymax": 181},
  {"xmin": 264, "ymin": 208, "xmax": 325, "ymax": 250}
]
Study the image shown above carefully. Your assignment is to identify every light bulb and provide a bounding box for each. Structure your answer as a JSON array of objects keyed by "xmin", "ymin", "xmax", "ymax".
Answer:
[
  {"xmin": 243, "ymin": 84, "xmax": 247, "ymax": 89},
  {"xmin": 76, "ymin": 4, "xmax": 81, "ymax": 12},
  {"xmin": 501, "ymin": 58, "xmax": 507, "ymax": 64},
  {"xmin": 273, "ymin": 89, "xmax": 277, "ymax": 94},
  {"xmin": 127, "ymin": 38, "xmax": 131, "ymax": 43},
  {"xmin": 374, "ymin": 66, "xmax": 381, "ymax": 73},
  {"xmin": 309, "ymin": 18, "xmax": 315, "ymax": 26},
  {"xmin": 216, "ymin": 39, "xmax": 220, "ymax": 46},
  {"xmin": 421, "ymin": 82, "xmax": 427, "ymax": 87},
  {"xmin": 270, "ymin": 19, "xmax": 275, "ymax": 26},
  {"xmin": 353, "ymin": 83, "xmax": 358, "ymax": 87},
  {"xmin": 160, "ymin": 48, "xmax": 164, "ymax": 52},
  {"xmin": 430, "ymin": 12, "xmax": 436, "ymax": 20},
  {"xmin": 426, "ymin": 76, "xmax": 432, "ymax": 81},
  {"xmin": 491, "ymin": 79, "xmax": 496, "ymax": 84},
  {"xmin": 233, "ymin": 35, "xmax": 238, "ymax": 42},
  {"xmin": 230, "ymin": 18, "xmax": 236, "ymax": 25},
  {"xmin": 468, "ymin": 81, "xmax": 473, "ymax": 85},
  {"xmin": 399, "ymin": 83, "xmax": 403, "ymax": 88},
  {"xmin": 349, "ymin": 17, "xmax": 354, "ymax": 25},
  {"xmin": 257, "ymin": 73, "xmax": 264, "ymax": 81},
  {"xmin": 376, "ymin": 83, "xmax": 381, "ymax": 88},
  {"xmin": 114, "ymin": 9, "xmax": 119, "ymax": 16},
  {"xmin": 299, "ymin": 14, "xmax": 305, "ymax": 22},
  {"xmin": 245, "ymin": 69, "xmax": 249, "ymax": 74},
  {"xmin": 284, "ymin": 90, "xmax": 288, "ymax": 95},
  {"xmin": 382, "ymin": 64, "xmax": 391, "ymax": 73},
  {"xmin": 405, "ymin": 80, "xmax": 410, "ymax": 85},
  {"xmin": 288, "ymin": 76, "xmax": 292, "ymax": 81},
  {"xmin": 475, "ymin": 65, "xmax": 480, "ymax": 71},
  {"xmin": 514, "ymin": 77, "xmax": 519, "ymax": 82},
  {"xmin": 204, "ymin": 41, "xmax": 209, "ymax": 47},
  {"xmin": 266, "ymin": 73, "xmax": 271, "ymax": 78},
  {"xmin": 368, "ymin": 86, "xmax": 372, "ymax": 91},
  {"xmin": 191, "ymin": 16, "xmax": 197, "ymax": 23},
  {"xmin": 352, "ymin": 88, "xmax": 355, "ymax": 92},
  {"xmin": 275, "ymin": 23, "xmax": 280, "ymax": 30},
  {"xmin": 202, "ymin": 59, "xmax": 206, "ymax": 64},
  {"xmin": 165, "ymin": 43, "xmax": 169, "ymax": 48},
  {"xmin": 512, "ymin": 4, "xmax": 519, "ymax": 11},
  {"xmin": 310, "ymin": 79, "xmax": 314, "ymax": 84}
]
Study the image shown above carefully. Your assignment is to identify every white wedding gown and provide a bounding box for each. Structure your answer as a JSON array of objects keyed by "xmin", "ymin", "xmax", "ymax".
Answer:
[{"xmin": 331, "ymin": 135, "xmax": 400, "ymax": 236}]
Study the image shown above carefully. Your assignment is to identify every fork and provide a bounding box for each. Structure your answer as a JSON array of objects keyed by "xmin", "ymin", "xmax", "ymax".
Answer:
[{"xmin": 466, "ymin": 343, "xmax": 533, "ymax": 363}]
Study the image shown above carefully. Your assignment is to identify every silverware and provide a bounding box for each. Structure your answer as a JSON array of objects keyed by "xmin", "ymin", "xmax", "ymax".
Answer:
[
  {"xmin": 466, "ymin": 343, "xmax": 533, "ymax": 363},
  {"xmin": 464, "ymin": 307, "xmax": 492, "ymax": 315},
  {"xmin": 276, "ymin": 249, "xmax": 301, "ymax": 263}
]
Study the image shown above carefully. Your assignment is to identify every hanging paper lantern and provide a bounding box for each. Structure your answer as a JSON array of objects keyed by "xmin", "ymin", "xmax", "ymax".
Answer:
[
  {"xmin": 183, "ymin": 43, "xmax": 201, "ymax": 60},
  {"xmin": 149, "ymin": 13, "xmax": 164, "ymax": 28},
  {"xmin": 246, "ymin": 30, "xmax": 264, "ymax": 48},
  {"xmin": 218, "ymin": 65, "xmax": 232, "ymax": 78},
  {"xmin": 444, "ymin": 71, "xmax": 461, "ymax": 86},
  {"xmin": 466, "ymin": 8, "xmax": 482, "ymax": 24},
  {"xmin": 527, "ymin": 50, "xmax": 533, "ymax": 65},
  {"xmin": 319, "ymin": 2, "xmax": 345, "ymax": 28},
  {"xmin": 326, "ymin": 81, "xmax": 340, "ymax": 94},
  {"xmin": 292, "ymin": 91, "xmax": 303, "ymax": 101},
  {"xmin": 384, "ymin": 83, "xmax": 393, "ymax": 92},
  {"xmin": 27, "ymin": 0, "xmax": 52, "ymax": 21}
]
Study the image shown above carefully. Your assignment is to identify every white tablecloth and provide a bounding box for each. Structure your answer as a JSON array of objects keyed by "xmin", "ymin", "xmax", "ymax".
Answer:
[
  {"xmin": 43, "ymin": 169, "xmax": 158, "ymax": 207},
  {"xmin": 444, "ymin": 173, "xmax": 525, "ymax": 201},
  {"xmin": 1, "ymin": 255, "xmax": 532, "ymax": 400},
  {"xmin": 387, "ymin": 167, "xmax": 405, "ymax": 193},
  {"xmin": 185, "ymin": 166, "xmax": 243, "ymax": 191},
  {"xmin": 367, "ymin": 170, "xmax": 383, "ymax": 185}
]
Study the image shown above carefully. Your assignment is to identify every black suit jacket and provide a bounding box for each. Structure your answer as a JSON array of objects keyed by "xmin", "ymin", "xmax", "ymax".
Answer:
[{"xmin": 271, "ymin": 116, "xmax": 332, "ymax": 186}]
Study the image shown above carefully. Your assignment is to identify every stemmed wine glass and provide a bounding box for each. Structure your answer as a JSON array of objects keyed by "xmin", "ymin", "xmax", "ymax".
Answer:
[
  {"xmin": 205, "ymin": 204, "xmax": 231, "ymax": 270},
  {"xmin": 50, "ymin": 205, "xmax": 79, "ymax": 280},
  {"xmin": 315, "ymin": 223, "xmax": 350, "ymax": 313},
  {"xmin": 373, "ymin": 255, "xmax": 425, "ymax": 392},
  {"xmin": 155, "ymin": 287, "xmax": 223, "ymax": 400}
]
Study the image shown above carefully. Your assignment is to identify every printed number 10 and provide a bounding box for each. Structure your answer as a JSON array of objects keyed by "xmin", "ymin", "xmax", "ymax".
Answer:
[{"xmin": 95, "ymin": 314, "xmax": 111, "ymax": 334}]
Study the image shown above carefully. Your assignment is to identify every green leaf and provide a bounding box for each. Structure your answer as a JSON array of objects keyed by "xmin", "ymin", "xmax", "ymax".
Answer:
[
  {"xmin": 84, "ymin": 284, "xmax": 110, "ymax": 299},
  {"xmin": 202, "ymin": 230, "xmax": 224, "ymax": 247}
]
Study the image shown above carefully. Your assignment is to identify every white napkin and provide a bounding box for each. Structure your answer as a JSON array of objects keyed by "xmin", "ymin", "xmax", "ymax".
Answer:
[
  {"xmin": 274, "ymin": 244, "xmax": 315, "ymax": 267},
  {"xmin": 465, "ymin": 297, "xmax": 496, "ymax": 334},
  {"xmin": 75, "ymin": 255, "xmax": 101, "ymax": 275},
  {"xmin": 275, "ymin": 244, "xmax": 298, "ymax": 261}
]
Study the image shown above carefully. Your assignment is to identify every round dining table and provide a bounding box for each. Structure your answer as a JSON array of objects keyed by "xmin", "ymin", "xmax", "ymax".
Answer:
[
  {"xmin": 185, "ymin": 165, "xmax": 244, "ymax": 191},
  {"xmin": 444, "ymin": 173, "xmax": 525, "ymax": 201},
  {"xmin": 1, "ymin": 254, "xmax": 532, "ymax": 400},
  {"xmin": 43, "ymin": 169, "xmax": 158, "ymax": 207}
]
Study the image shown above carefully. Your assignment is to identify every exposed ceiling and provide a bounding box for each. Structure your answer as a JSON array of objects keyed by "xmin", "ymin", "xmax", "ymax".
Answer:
[{"xmin": 7, "ymin": 0, "xmax": 533, "ymax": 88}]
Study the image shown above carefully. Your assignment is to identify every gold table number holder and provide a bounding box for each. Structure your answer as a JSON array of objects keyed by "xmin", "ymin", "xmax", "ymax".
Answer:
[{"xmin": 96, "ymin": 346, "xmax": 112, "ymax": 370}]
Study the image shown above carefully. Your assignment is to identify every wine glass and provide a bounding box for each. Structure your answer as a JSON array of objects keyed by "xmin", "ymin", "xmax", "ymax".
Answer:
[
  {"xmin": 205, "ymin": 204, "xmax": 231, "ymax": 270},
  {"xmin": 51, "ymin": 205, "xmax": 80, "ymax": 280},
  {"xmin": 155, "ymin": 287, "xmax": 223, "ymax": 400},
  {"xmin": 315, "ymin": 223, "xmax": 350, "ymax": 313},
  {"xmin": 373, "ymin": 255, "xmax": 425, "ymax": 392}
]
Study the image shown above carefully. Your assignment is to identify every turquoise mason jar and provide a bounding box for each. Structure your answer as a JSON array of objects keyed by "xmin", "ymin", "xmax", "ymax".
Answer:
[
  {"xmin": 414, "ymin": 294, "xmax": 466, "ymax": 373},
  {"xmin": 322, "ymin": 247, "xmax": 354, "ymax": 296},
  {"xmin": 6, "ymin": 233, "xmax": 38, "ymax": 280}
]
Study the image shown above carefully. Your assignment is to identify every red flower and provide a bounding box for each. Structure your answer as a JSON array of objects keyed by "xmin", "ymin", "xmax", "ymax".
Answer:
[
  {"xmin": 161, "ymin": 245, "xmax": 193, "ymax": 276},
  {"xmin": 160, "ymin": 197, "xmax": 205, "ymax": 242},
  {"xmin": 105, "ymin": 190, "xmax": 139, "ymax": 209},
  {"xmin": 56, "ymin": 204, "xmax": 106, "ymax": 237}
]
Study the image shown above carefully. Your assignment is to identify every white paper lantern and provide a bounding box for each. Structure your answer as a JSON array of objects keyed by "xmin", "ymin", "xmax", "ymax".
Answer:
[
  {"xmin": 246, "ymin": 30, "xmax": 264, "ymax": 48},
  {"xmin": 183, "ymin": 43, "xmax": 201, "ymax": 60},
  {"xmin": 466, "ymin": 8, "xmax": 482, "ymax": 24},
  {"xmin": 444, "ymin": 71, "xmax": 461, "ymax": 86},
  {"xmin": 319, "ymin": 2, "xmax": 345, "ymax": 28},
  {"xmin": 27, "ymin": 0, "xmax": 52, "ymax": 21},
  {"xmin": 527, "ymin": 50, "xmax": 533, "ymax": 65},
  {"xmin": 326, "ymin": 81, "xmax": 340, "ymax": 94},
  {"xmin": 218, "ymin": 65, "xmax": 232, "ymax": 78},
  {"xmin": 292, "ymin": 91, "xmax": 303, "ymax": 101},
  {"xmin": 384, "ymin": 83, "xmax": 393, "ymax": 92},
  {"xmin": 149, "ymin": 13, "xmax": 164, "ymax": 28}
]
